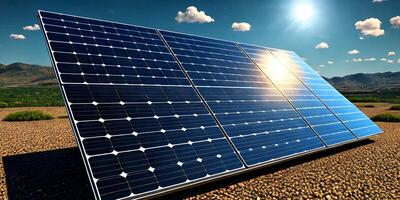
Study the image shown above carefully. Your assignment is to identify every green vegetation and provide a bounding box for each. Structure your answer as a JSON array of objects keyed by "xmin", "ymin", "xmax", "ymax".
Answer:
[
  {"xmin": 0, "ymin": 102, "xmax": 8, "ymax": 108},
  {"xmin": 57, "ymin": 115, "xmax": 69, "ymax": 119},
  {"xmin": 371, "ymin": 113, "xmax": 400, "ymax": 122},
  {"xmin": 0, "ymin": 86, "xmax": 63, "ymax": 107},
  {"xmin": 344, "ymin": 91, "xmax": 400, "ymax": 104},
  {"xmin": 389, "ymin": 104, "xmax": 400, "ymax": 110},
  {"xmin": 3, "ymin": 110, "xmax": 54, "ymax": 121},
  {"xmin": 347, "ymin": 96, "xmax": 380, "ymax": 103}
]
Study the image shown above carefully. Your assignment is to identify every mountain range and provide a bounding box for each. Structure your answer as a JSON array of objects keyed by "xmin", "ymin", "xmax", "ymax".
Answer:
[
  {"xmin": 326, "ymin": 72, "xmax": 400, "ymax": 92},
  {"xmin": 0, "ymin": 63, "xmax": 56, "ymax": 87},
  {"xmin": 1, "ymin": 62, "xmax": 399, "ymax": 92}
]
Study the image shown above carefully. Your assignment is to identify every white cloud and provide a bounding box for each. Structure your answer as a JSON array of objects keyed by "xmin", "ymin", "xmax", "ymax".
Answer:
[
  {"xmin": 175, "ymin": 6, "xmax": 214, "ymax": 23},
  {"xmin": 352, "ymin": 58, "xmax": 363, "ymax": 62},
  {"xmin": 319, "ymin": 64, "xmax": 326, "ymax": 68},
  {"xmin": 387, "ymin": 51, "xmax": 396, "ymax": 56},
  {"xmin": 327, "ymin": 61, "xmax": 334, "ymax": 64},
  {"xmin": 301, "ymin": 57, "xmax": 307, "ymax": 61},
  {"xmin": 387, "ymin": 60, "xmax": 394, "ymax": 63},
  {"xmin": 355, "ymin": 18, "xmax": 384, "ymax": 37},
  {"xmin": 359, "ymin": 36, "xmax": 364, "ymax": 40},
  {"xmin": 364, "ymin": 58, "xmax": 376, "ymax": 61},
  {"xmin": 372, "ymin": 0, "xmax": 384, "ymax": 2},
  {"xmin": 232, "ymin": 22, "xmax": 251, "ymax": 32},
  {"xmin": 315, "ymin": 42, "xmax": 329, "ymax": 49},
  {"xmin": 9, "ymin": 34, "xmax": 26, "ymax": 40},
  {"xmin": 390, "ymin": 16, "xmax": 400, "ymax": 28},
  {"xmin": 23, "ymin": 24, "xmax": 40, "ymax": 31},
  {"xmin": 398, "ymin": 59, "xmax": 400, "ymax": 63},
  {"xmin": 348, "ymin": 49, "xmax": 360, "ymax": 55},
  {"xmin": 380, "ymin": 58, "xmax": 387, "ymax": 61}
]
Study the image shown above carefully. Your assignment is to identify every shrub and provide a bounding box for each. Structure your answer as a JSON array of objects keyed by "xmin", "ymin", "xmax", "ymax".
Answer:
[
  {"xmin": 389, "ymin": 104, "xmax": 400, "ymax": 110},
  {"xmin": 371, "ymin": 113, "xmax": 400, "ymax": 122},
  {"xmin": 3, "ymin": 110, "xmax": 54, "ymax": 121},
  {"xmin": 0, "ymin": 102, "xmax": 8, "ymax": 108}
]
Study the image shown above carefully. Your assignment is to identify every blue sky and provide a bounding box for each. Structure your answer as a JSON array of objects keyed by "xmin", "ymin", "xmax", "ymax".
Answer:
[{"xmin": 0, "ymin": 0, "xmax": 399, "ymax": 77}]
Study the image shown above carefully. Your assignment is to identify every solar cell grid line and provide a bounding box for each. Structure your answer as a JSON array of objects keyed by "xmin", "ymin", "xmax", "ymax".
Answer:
[
  {"xmin": 237, "ymin": 43, "xmax": 359, "ymax": 146},
  {"xmin": 159, "ymin": 30, "xmax": 327, "ymax": 167},
  {"xmin": 266, "ymin": 48, "xmax": 382, "ymax": 138},
  {"xmin": 38, "ymin": 10, "xmax": 245, "ymax": 200}
]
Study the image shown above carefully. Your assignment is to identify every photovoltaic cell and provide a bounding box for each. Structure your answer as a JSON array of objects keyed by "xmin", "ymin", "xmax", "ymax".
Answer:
[
  {"xmin": 38, "ymin": 10, "xmax": 243, "ymax": 200},
  {"xmin": 159, "ymin": 30, "xmax": 326, "ymax": 166},
  {"xmin": 38, "ymin": 10, "xmax": 381, "ymax": 200},
  {"xmin": 238, "ymin": 44, "xmax": 358, "ymax": 145},
  {"xmin": 267, "ymin": 49, "xmax": 382, "ymax": 138}
]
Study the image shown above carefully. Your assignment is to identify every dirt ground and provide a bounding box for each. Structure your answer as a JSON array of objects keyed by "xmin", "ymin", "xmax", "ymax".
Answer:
[{"xmin": 0, "ymin": 103, "xmax": 399, "ymax": 199}]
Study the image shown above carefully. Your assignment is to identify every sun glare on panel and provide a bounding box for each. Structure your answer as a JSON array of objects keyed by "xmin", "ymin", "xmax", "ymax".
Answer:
[{"xmin": 258, "ymin": 54, "xmax": 292, "ymax": 84}]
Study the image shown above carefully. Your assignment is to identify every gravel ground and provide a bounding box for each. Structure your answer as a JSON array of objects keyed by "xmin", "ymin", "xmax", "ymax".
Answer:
[
  {"xmin": 0, "ymin": 105, "xmax": 399, "ymax": 199},
  {"xmin": 0, "ymin": 107, "xmax": 76, "ymax": 199}
]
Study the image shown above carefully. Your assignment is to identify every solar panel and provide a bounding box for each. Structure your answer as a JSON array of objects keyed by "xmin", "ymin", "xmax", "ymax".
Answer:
[
  {"xmin": 38, "ymin": 10, "xmax": 244, "ymax": 200},
  {"xmin": 159, "ymin": 30, "xmax": 326, "ymax": 166},
  {"xmin": 238, "ymin": 44, "xmax": 359, "ymax": 145},
  {"xmin": 38, "ymin": 10, "xmax": 381, "ymax": 200},
  {"xmin": 266, "ymin": 49, "xmax": 382, "ymax": 138}
]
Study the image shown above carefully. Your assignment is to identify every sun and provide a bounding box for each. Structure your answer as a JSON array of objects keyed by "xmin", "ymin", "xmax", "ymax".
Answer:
[{"xmin": 293, "ymin": 3, "xmax": 314, "ymax": 22}]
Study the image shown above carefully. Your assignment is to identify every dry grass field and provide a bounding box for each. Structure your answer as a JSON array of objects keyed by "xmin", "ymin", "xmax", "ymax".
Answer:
[{"xmin": 0, "ymin": 103, "xmax": 399, "ymax": 199}]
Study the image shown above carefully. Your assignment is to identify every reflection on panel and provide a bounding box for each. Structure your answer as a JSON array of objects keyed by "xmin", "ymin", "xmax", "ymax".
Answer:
[
  {"xmin": 268, "ymin": 48, "xmax": 382, "ymax": 138},
  {"xmin": 160, "ymin": 30, "xmax": 326, "ymax": 166},
  {"xmin": 239, "ymin": 43, "xmax": 357, "ymax": 145}
]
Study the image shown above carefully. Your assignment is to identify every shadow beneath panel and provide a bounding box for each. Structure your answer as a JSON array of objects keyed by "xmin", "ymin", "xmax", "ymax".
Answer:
[
  {"xmin": 3, "ymin": 147, "xmax": 94, "ymax": 200},
  {"xmin": 3, "ymin": 139, "xmax": 374, "ymax": 200}
]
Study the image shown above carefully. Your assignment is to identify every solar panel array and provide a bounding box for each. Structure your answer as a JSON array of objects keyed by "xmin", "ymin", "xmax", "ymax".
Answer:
[{"xmin": 38, "ymin": 10, "xmax": 381, "ymax": 200}]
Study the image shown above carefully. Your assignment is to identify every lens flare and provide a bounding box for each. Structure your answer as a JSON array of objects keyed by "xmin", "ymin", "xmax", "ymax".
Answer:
[{"xmin": 294, "ymin": 3, "xmax": 314, "ymax": 22}]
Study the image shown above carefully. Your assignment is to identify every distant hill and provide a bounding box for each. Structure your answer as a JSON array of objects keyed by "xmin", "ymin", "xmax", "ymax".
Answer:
[
  {"xmin": 0, "ymin": 63, "xmax": 56, "ymax": 87},
  {"xmin": 1, "ymin": 63, "xmax": 399, "ymax": 92},
  {"xmin": 326, "ymin": 72, "xmax": 400, "ymax": 92}
]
